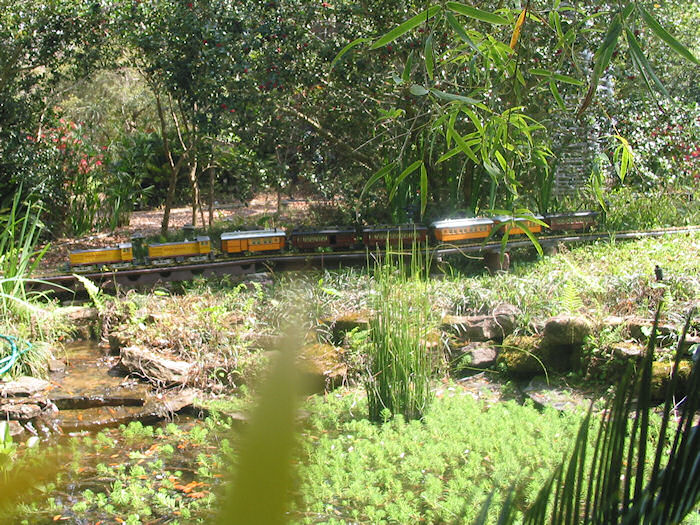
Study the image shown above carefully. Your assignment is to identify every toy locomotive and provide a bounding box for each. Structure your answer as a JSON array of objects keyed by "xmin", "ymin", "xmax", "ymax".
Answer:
[{"xmin": 68, "ymin": 211, "xmax": 598, "ymax": 269}]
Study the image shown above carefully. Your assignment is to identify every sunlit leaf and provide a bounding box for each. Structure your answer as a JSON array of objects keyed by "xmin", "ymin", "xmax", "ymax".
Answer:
[
  {"xmin": 447, "ymin": 2, "xmax": 508, "ymax": 25},
  {"xmin": 370, "ymin": 6, "xmax": 442, "ymax": 49}
]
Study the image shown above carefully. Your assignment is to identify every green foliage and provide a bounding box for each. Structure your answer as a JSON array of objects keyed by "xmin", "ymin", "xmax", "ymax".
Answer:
[{"xmin": 603, "ymin": 187, "xmax": 700, "ymax": 231}]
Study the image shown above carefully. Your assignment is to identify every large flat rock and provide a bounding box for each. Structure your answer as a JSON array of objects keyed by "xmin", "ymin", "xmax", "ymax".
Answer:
[
  {"xmin": 120, "ymin": 346, "xmax": 194, "ymax": 386},
  {"xmin": 0, "ymin": 376, "xmax": 50, "ymax": 397}
]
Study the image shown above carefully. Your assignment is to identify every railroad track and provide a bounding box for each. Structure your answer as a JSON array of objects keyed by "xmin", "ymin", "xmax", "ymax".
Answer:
[{"xmin": 32, "ymin": 225, "xmax": 700, "ymax": 295}]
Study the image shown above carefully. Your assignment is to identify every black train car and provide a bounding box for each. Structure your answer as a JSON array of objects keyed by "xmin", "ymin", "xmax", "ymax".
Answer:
[
  {"xmin": 543, "ymin": 211, "xmax": 598, "ymax": 232},
  {"xmin": 289, "ymin": 227, "xmax": 359, "ymax": 251},
  {"xmin": 362, "ymin": 224, "xmax": 429, "ymax": 248}
]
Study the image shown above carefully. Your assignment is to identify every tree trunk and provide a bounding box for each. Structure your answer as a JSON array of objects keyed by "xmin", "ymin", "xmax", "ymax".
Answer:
[
  {"xmin": 208, "ymin": 165, "xmax": 215, "ymax": 228},
  {"xmin": 188, "ymin": 159, "xmax": 199, "ymax": 227},
  {"xmin": 154, "ymin": 91, "xmax": 185, "ymax": 237}
]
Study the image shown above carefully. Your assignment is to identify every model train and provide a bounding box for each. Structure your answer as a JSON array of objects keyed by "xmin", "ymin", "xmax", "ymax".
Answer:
[{"xmin": 68, "ymin": 211, "xmax": 598, "ymax": 268}]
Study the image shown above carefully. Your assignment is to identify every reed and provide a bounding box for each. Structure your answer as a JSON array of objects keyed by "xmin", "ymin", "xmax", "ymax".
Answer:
[
  {"xmin": 0, "ymin": 190, "xmax": 48, "ymax": 320},
  {"xmin": 365, "ymin": 237, "xmax": 435, "ymax": 422}
]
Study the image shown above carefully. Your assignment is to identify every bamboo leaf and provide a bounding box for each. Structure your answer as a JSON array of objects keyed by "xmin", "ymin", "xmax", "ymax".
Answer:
[
  {"xmin": 445, "ymin": 12, "xmax": 481, "ymax": 54},
  {"xmin": 626, "ymin": 29, "xmax": 669, "ymax": 98},
  {"xmin": 429, "ymin": 88, "xmax": 479, "ymax": 104},
  {"xmin": 461, "ymin": 108, "xmax": 483, "ymax": 133},
  {"xmin": 577, "ymin": 13, "xmax": 621, "ymax": 117},
  {"xmin": 551, "ymin": 73, "xmax": 584, "ymax": 86},
  {"xmin": 361, "ymin": 162, "xmax": 396, "ymax": 199},
  {"xmin": 370, "ymin": 6, "xmax": 442, "ymax": 49},
  {"xmin": 410, "ymin": 84, "xmax": 429, "ymax": 96},
  {"xmin": 510, "ymin": 7, "xmax": 527, "ymax": 50},
  {"xmin": 437, "ymin": 146, "xmax": 461, "ymax": 163},
  {"xmin": 330, "ymin": 37, "xmax": 371, "ymax": 70},
  {"xmin": 446, "ymin": 2, "xmax": 508, "ymax": 25},
  {"xmin": 388, "ymin": 160, "xmax": 423, "ymax": 202},
  {"xmin": 639, "ymin": 6, "xmax": 699, "ymax": 65},
  {"xmin": 424, "ymin": 34, "xmax": 434, "ymax": 81},
  {"xmin": 549, "ymin": 80, "xmax": 566, "ymax": 110},
  {"xmin": 419, "ymin": 163, "xmax": 427, "ymax": 217},
  {"xmin": 451, "ymin": 128, "xmax": 481, "ymax": 164},
  {"xmin": 529, "ymin": 68, "xmax": 552, "ymax": 77},
  {"xmin": 402, "ymin": 50, "xmax": 414, "ymax": 84}
]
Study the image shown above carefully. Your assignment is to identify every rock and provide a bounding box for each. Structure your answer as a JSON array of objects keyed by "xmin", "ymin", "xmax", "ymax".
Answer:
[
  {"xmin": 322, "ymin": 311, "xmax": 371, "ymax": 344},
  {"xmin": 48, "ymin": 359, "xmax": 66, "ymax": 373},
  {"xmin": 492, "ymin": 303, "xmax": 520, "ymax": 337},
  {"xmin": 0, "ymin": 376, "xmax": 50, "ymax": 397},
  {"xmin": 298, "ymin": 343, "xmax": 347, "ymax": 393},
  {"xmin": 484, "ymin": 251, "xmax": 510, "ymax": 273},
  {"xmin": 120, "ymin": 346, "xmax": 193, "ymax": 386},
  {"xmin": 523, "ymin": 376, "xmax": 587, "ymax": 411},
  {"xmin": 543, "ymin": 315, "xmax": 591, "ymax": 347},
  {"xmin": 627, "ymin": 318, "xmax": 676, "ymax": 343},
  {"xmin": 108, "ymin": 333, "xmax": 128, "ymax": 353},
  {"xmin": 6, "ymin": 420, "xmax": 25, "ymax": 437},
  {"xmin": 650, "ymin": 360, "xmax": 693, "ymax": 401},
  {"xmin": 612, "ymin": 342, "xmax": 645, "ymax": 359},
  {"xmin": 153, "ymin": 388, "xmax": 198, "ymax": 417},
  {"xmin": 441, "ymin": 314, "xmax": 512, "ymax": 342},
  {"xmin": 497, "ymin": 335, "xmax": 548, "ymax": 378},
  {"xmin": 0, "ymin": 399, "xmax": 43, "ymax": 420},
  {"xmin": 452, "ymin": 342, "xmax": 498, "ymax": 375},
  {"xmin": 60, "ymin": 306, "xmax": 99, "ymax": 323}
]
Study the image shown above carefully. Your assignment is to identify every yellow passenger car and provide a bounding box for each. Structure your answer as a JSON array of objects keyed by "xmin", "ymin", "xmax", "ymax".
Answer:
[
  {"xmin": 221, "ymin": 230, "xmax": 286, "ymax": 255},
  {"xmin": 147, "ymin": 236, "xmax": 211, "ymax": 260},
  {"xmin": 493, "ymin": 215, "xmax": 544, "ymax": 236},
  {"xmin": 431, "ymin": 218, "xmax": 494, "ymax": 243},
  {"xmin": 70, "ymin": 243, "xmax": 133, "ymax": 267}
]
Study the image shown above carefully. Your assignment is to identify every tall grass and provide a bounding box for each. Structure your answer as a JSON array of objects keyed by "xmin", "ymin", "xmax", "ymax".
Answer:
[
  {"xmin": 0, "ymin": 190, "xmax": 48, "ymax": 320},
  {"xmin": 365, "ymin": 240, "xmax": 435, "ymax": 422}
]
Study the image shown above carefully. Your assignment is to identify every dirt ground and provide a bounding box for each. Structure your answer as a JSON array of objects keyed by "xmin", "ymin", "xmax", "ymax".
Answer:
[{"xmin": 37, "ymin": 193, "xmax": 315, "ymax": 274}]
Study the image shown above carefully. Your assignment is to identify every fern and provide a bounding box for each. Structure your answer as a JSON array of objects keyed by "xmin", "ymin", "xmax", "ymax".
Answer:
[{"xmin": 560, "ymin": 280, "xmax": 584, "ymax": 314}]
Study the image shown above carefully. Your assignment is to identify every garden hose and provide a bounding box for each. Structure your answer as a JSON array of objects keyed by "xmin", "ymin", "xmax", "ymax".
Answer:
[{"xmin": 0, "ymin": 335, "xmax": 32, "ymax": 376}]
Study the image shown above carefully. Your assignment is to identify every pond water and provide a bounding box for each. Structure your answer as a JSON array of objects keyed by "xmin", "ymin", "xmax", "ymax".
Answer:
[{"xmin": 8, "ymin": 342, "xmax": 231, "ymax": 524}]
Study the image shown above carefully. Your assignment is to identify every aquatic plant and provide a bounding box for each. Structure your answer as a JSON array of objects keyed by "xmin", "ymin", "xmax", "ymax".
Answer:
[{"xmin": 365, "ymin": 240, "xmax": 436, "ymax": 422}]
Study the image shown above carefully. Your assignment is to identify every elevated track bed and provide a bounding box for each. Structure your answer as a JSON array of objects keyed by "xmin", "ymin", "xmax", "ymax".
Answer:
[{"xmin": 33, "ymin": 226, "xmax": 700, "ymax": 295}]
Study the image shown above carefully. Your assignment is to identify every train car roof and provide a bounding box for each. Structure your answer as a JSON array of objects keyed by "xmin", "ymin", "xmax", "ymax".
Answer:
[
  {"xmin": 70, "ymin": 243, "xmax": 131, "ymax": 254},
  {"xmin": 543, "ymin": 211, "xmax": 599, "ymax": 219},
  {"xmin": 290, "ymin": 227, "xmax": 356, "ymax": 235},
  {"xmin": 221, "ymin": 230, "xmax": 285, "ymax": 240},
  {"xmin": 492, "ymin": 214, "xmax": 544, "ymax": 222},
  {"xmin": 362, "ymin": 224, "xmax": 428, "ymax": 232},
  {"xmin": 431, "ymin": 217, "xmax": 494, "ymax": 228},
  {"xmin": 149, "ymin": 236, "xmax": 210, "ymax": 247}
]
